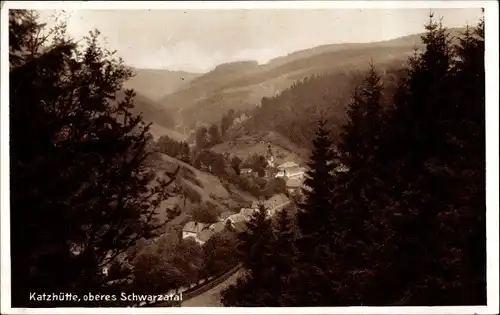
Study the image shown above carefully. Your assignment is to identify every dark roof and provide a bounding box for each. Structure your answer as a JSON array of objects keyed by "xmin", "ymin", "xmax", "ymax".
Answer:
[
  {"xmin": 219, "ymin": 211, "xmax": 234, "ymax": 221},
  {"xmin": 286, "ymin": 177, "xmax": 303, "ymax": 188},
  {"xmin": 227, "ymin": 213, "xmax": 247, "ymax": 223},
  {"xmin": 210, "ymin": 222, "xmax": 226, "ymax": 233},
  {"xmin": 233, "ymin": 221, "xmax": 248, "ymax": 233},
  {"xmin": 182, "ymin": 221, "xmax": 208, "ymax": 234},
  {"xmin": 240, "ymin": 208, "xmax": 256, "ymax": 219},
  {"xmin": 264, "ymin": 194, "xmax": 290, "ymax": 210},
  {"xmin": 198, "ymin": 229, "xmax": 215, "ymax": 243}
]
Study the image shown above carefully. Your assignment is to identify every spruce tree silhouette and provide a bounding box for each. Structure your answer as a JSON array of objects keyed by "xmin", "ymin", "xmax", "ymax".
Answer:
[
  {"xmin": 372, "ymin": 14, "xmax": 486, "ymax": 305},
  {"xmin": 218, "ymin": 12, "xmax": 486, "ymax": 307},
  {"xmin": 222, "ymin": 204, "xmax": 277, "ymax": 306},
  {"xmin": 9, "ymin": 10, "xmax": 179, "ymax": 306}
]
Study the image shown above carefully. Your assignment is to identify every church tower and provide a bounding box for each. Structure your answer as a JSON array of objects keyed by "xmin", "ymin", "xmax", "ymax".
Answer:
[{"xmin": 265, "ymin": 143, "xmax": 274, "ymax": 167}]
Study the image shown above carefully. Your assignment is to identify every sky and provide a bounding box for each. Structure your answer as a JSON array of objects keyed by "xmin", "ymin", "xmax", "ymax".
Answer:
[{"xmin": 38, "ymin": 8, "xmax": 483, "ymax": 73}]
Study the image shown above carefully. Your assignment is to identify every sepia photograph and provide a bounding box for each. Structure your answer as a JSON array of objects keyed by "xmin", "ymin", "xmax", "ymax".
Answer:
[{"xmin": 1, "ymin": 1, "xmax": 498, "ymax": 314}]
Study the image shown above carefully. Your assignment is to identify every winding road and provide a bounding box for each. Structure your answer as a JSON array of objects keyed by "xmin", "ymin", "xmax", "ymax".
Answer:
[{"xmin": 181, "ymin": 269, "xmax": 243, "ymax": 307}]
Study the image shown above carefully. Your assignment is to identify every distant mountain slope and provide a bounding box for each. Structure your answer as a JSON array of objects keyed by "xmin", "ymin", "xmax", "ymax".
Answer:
[
  {"xmin": 238, "ymin": 63, "xmax": 406, "ymax": 151},
  {"xmin": 266, "ymin": 27, "xmax": 464, "ymax": 68},
  {"xmin": 123, "ymin": 68, "xmax": 202, "ymax": 101},
  {"xmin": 158, "ymin": 28, "xmax": 465, "ymax": 131},
  {"xmin": 118, "ymin": 67, "xmax": 200, "ymax": 139},
  {"xmin": 266, "ymin": 33, "xmax": 423, "ymax": 69},
  {"xmin": 116, "ymin": 90, "xmax": 180, "ymax": 139}
]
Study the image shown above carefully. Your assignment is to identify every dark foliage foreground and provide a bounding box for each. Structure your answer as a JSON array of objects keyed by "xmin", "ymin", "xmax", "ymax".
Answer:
[
  {"xmin": 9, "ymin": 10, "xmax": 181, "ymax": 307},
  {"xmin": 222, "ymin": 14, "xmax": 486, "ymax": 306}
]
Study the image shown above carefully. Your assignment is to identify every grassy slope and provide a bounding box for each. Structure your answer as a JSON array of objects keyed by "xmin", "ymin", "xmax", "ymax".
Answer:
[
  {"xmin": 211, "ymin": 131, "xmax": 308, "ymax": 166},
  {"xmin": 151, "ymin": 153, "xmax": 257, "ymax": 226}
]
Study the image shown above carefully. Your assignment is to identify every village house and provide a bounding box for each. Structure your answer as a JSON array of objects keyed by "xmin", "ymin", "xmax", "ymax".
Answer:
[
  {"xmin": 251, "ymin": 200, "xmax": 260, "ymax": 209},
  {"xmin": 227, "ymin": 213, "xmax": 247, "ymax": 225},
  {"xmin": 239, "ymin": 207, "xmax": 257, "ymax": 220},
  {"xmin": 264, "ymin": 168, "xmax": 272, "ymax": 178},
  {"xmin": 207, "ymin": 210, "xmax": 237, "ymax": 234},
  {"xmin": 334, "ymin": 164, "xmax": 350, "ymax": 173},
  {"xmin": 232, "ymin": 113, "xmax": 249, "ymax": 126},
  {"xmin": 222, "ymin": 152, "xmax": 231, "ymax": 164},
  {"xmin": 195, "ymin": 194, "xmax": 292, "ymax": 243},
  {"xmin": 250, "ymin": 193, "xmax": 291, "ymax": 217},
  {"xmin": 209, "ymin": 221, "xmax": 226, "ymax": 233},
  {"xmin": 224, "ymin": 213, "xmax": 249, "ymax": 232},
  {"xmin": 240, "ymin": 168, "xmax": 253, "ymax": 176},
  {"xmin": 232, "ymin": 220, "xmax": 249, "ymax": 233},
  {"xmin": 285, "ymin": 177, "xmax": 304, "ymax": 195},
  {"xmin": 264, "ymin": 193, "xmax": 291, "ymax": 216},
  {"xmin": 182, "ymin": 221, "xmax": 211, "ymax": 245},
  {"xmin": 197, "ymin": 229, "xmax": 215, "ymax": 244},
  {"xmin": 218, "ymin": 210, "xmax": 234, "ymax": 222},
  {"xmin": 275, "ymin": 161, "xmax": 306, "ymax": 179}
]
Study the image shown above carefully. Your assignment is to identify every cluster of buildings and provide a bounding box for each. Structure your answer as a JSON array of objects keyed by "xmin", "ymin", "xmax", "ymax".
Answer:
[
  {"xmin": 181, "ymin": 193, "xmax": 291, "ymax": 245},
  {"xmin": 273, "ymin": 161, "xmax": 306, "ymax": 192},
  {"xmin": 180, "ymin": 143, "xmax": 351, "ymax": 246},
  {"xmin": 238, "ymin": 143, "xmax": 308, "ymax": 196},
  {"xmin": 240, "ymin": 160, "xmax": 306, "ymax": 195}
]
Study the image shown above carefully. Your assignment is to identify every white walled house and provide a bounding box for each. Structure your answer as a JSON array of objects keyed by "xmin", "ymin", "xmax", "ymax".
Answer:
[
  {"xmin": 286, "ymin": 177, "xmax": 304, "ymax": 195},
  {"xmin": 227, "ymin": 213, "xmax": 247, "ymax": 225},
  {"xmin": 275, "ymin": 161, "xmax": 306, "ymax": 179},
  {"xmin": 239, "ymin": 207, "xmax": 257, "ymax": 220},
  {"xmin": 277, "ymin": 161, "xmax": 299, "ymax": 169},
  {"xmin": 241, "ymin": 168, "xmax": 253, "ymax": 176},
  {"xmin": 250, "ymin": 194, "xmax": 291, "ymax": 217},
  {"xmin": 182, "ymin": 221, "xmax": 210, "ymax": 245},
  {"xmin": 264, "ymin": 193, "xmax": 291, "ymax": 217},
  {"xmin": 209, "ymin": 221, "xmax": 226, "ymax": 233}
]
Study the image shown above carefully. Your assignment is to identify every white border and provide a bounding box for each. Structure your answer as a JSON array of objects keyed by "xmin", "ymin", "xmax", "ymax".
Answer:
[{"xmin": 1, "ymin": 1, "xmax": 498, "ymax": 314}]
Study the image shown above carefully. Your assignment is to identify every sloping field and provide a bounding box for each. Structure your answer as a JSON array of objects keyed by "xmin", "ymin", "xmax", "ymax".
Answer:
[
  {"xmin": 157, "ymin": 153, "xmax": 229, "ymax": 205},
  {"xmin": 211, "ymin": 131, "xmax": 307, "ymax": 166}
]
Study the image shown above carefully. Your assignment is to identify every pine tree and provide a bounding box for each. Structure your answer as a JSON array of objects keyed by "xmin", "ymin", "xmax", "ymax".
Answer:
[
  {"xmin": 222, "ymin": 204, "xmax": 277, "ymax": 306},
  {"xmin": 340, "ymin": 62, "xmax": 384, "ymax": 168},
  {"xmin": 371, "ymin": 13, "xmax": 487, "ymax": 305},
  {"xmin": 288, "ymin": 118, "xmax": 341, "ymax": 306},
  {"xmin": 211, "ymin": 13, "xmax": 485, "ymax": 307},
  {"xmin": 431, "ymin": 18, "xmax": 486, "ymax": 304},
  {"xmin": 9, "ymin": 11, "xmax": 179, "ymax": 306},
  {"xmin": 326, "ymin": 63, "xmax": 388, "ymax": 305},
  {"xmin": 270, "ymin": 208, "xmax": 298, "ymax": 305},
  {"xmin": 337, "ymin": 63, "xmax": 386, "ymax": 235},
  {"xmin": 208, "ymin": 124, "xmax": 221, "ymax": 146},
  {"xmin": 296, "ymin": 119, "xmax": 337, "ymax": 243},
  {"xmin": 237, "ymin": 204, "xmax": 276, "ymax": 278}
]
